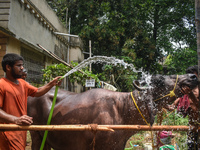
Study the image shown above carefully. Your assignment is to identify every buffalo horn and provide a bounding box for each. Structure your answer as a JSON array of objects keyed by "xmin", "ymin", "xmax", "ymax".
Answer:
[{"xmin": 133, "ymin": 81, "xmax": 147, "ymax": 91}]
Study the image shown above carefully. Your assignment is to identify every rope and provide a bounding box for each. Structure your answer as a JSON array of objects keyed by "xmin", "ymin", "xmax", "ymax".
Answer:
[
  {"xmin": 131, "ymin": 92, "xmax": 155, "ymax": 148},
  {"xmin": 89, "ymin": 124, "xmax": 98, "ymax": 150},
  {"xmin": 154, "ymin": 75, "xmax": 178, "ymax": 102},
  {"xmin": 132, "ymin": 75, "xmax": 178, "ymax": 149},
  {"xmin": 131, "ymin": 92, "xmax": 149, "ymax": 126}
]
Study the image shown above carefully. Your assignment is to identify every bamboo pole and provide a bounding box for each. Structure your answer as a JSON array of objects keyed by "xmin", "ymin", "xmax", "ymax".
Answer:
[
  {"xmin": 0, "ymin": 124, "xmax": 198, "ymax": 132},
  {"xmin": 37, "ymin": 44, "xmax": 93, "ymax": 77},
  {"xmin": 0, "ymin": 124, "xmax": 114, "ymax": 132},
  {"xmin": 99, "ymin": 125, "xmax": 198, "ymax": 131}
]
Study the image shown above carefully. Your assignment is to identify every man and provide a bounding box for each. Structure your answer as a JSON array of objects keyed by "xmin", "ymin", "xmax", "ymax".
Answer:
[
  {"xmin": 165, "ymin": 65, "xmax": 199, "ymax": 150},
  {"xmin": 0, "ymin": 53, "xmax": 62, "ymax": 150},
  {"xmin": 21, "ymin": 68, "xmax": 27, "ymax": 80}
]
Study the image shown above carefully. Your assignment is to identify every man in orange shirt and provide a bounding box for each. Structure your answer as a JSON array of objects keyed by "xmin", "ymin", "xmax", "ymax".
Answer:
[{"xmin": 0, "ymin": 53, "xmax": 62, "ymax": 150}]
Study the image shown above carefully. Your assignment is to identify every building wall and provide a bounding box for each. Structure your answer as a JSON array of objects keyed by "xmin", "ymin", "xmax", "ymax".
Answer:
[
  {"xmin": 9, "ymin": 0, "xmax": 67, "ymax": 55},
  {"xmin": 0, "ymin": 0, "xmax": 10, "ymax": 28},
  {"xmin": 0, "ymin": 32, "xmax": 8, "ymax": 77},
  {"xmin": 0, "ymin": 0, "xmax": 84, "ymax": 93},
  {"xmin": 7, "ymin": 37, "xmax": 21, "ymax": 54},
  {"xmin": 70, "ymin": 46, "xmax": 84, "ymax": 63}
]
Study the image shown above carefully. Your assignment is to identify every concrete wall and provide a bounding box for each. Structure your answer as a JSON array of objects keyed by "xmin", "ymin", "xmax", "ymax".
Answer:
[
  {"xmin": 70, "ymin": 47, "xmax": 84, "ymax": 62},
  {"xmin": 7, "ymin": 37, "xmax": 21, "ymax": 54},
  {"xmin": 30, "ymin": 0, "xmax": 67, "ymax": 33},
  {"xmin": 9, "ymin": 0, "xmax": 67, "ymax": 56},
  {"xmin": 0, "ymin": 0, "xmax": 10, "ymax": 28},
  {"xmin": 0, "ymin": 0, "xmax": 85, "ymax": 92}
]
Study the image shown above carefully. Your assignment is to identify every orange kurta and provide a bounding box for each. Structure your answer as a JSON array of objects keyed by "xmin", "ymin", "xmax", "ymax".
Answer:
[{"xmin": 0, "ymin": 78, "xmax": 38, "ymax": 150}]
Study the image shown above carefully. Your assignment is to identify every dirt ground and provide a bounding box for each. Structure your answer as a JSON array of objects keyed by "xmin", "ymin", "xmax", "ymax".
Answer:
[
  {"xmin": 25, "ymin": 131, "xmax": 32, "ymax": 150},
  {"xmin": 25, "ymin": 131, "xmax": 156, "ymax": 150},
  {"xmin": 26, "ymin": 131, "xmax": 181, "ymax": 150},
  {"xmin": 125, "ymin": 131, "xmax": 181, "ymax": 150}
]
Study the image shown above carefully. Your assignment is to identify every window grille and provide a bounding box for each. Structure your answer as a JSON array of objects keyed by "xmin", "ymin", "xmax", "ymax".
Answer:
[{"xmin": 21, "ymin": 48, "xmax": 45, "ymax": 84}]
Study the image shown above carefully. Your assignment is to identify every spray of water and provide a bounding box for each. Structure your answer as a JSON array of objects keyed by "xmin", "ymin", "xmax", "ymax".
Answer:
[
  {"xmin": 62, "ymin": 56, "xmax": 140, "ymax": 78},
  {"xmin": 139, "ymin": 72, "xmax": 153, "ymax": 87},
  {"xmin": 60, "ymin": 56, "xmax": 152, "ymax": 87}
]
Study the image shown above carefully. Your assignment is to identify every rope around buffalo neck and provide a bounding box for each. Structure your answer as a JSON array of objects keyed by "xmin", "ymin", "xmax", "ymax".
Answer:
[
  {"xmin": 131, "ymin": 92, "xmax": 150, "ymax": 126},
  {"xmin": 131, "ymin": 92, "xmax": 155, "ymax": 149},
  {"xmin": 154, "ymin": 75, "xmax": 179, "ymax": 102},
  {"xmin": 131, "ymin": 75, "xmax": 178, "ymax": 149}
]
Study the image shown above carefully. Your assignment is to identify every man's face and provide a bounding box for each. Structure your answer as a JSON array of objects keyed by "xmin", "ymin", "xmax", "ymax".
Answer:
[
  {"xmin": 21, "ymin": 72, "xmax": 27, "ymax": 80},
  {"xmin": 192, "ymin": 86, "xmax": 199, "ymax": 98},
  {"xmin": 11, "ymin": 60, "xmax": 24, "ymax": 79}
]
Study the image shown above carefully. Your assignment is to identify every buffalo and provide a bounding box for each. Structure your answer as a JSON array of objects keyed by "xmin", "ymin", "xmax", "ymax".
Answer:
[{"xmin": 27, "ymin": 74, "xmax": 199, "ymax": 150}]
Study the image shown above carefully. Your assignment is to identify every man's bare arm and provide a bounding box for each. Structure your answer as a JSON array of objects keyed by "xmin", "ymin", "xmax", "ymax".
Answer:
[
  {"xmin": 164, "ymin": 98, "xmax": 180, "ymax": 111},
  {"xmin": 34, "ymin": 76, "xmax": 62, "ymax": 97},
  {"xmin": 0, "ymin": 108, "xmax": 33, "ymax": 125}
]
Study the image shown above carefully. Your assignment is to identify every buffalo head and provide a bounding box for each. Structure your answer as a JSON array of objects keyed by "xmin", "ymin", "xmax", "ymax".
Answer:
[
  {"xmin": 132, "ymin": 74, "xmax": 199, "ymax": 124},
  {"xmin": 134, "ymin": 74, "xmax": 198, "ymax": 92}
]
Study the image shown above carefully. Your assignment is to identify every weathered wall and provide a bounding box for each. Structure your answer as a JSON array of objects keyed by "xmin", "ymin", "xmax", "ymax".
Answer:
[
  {"xmin": 0, "ymin": 0, "xmax": 83, "ymax": 63},
  {"xmin": 0, "ymin": 0, "xmax": 10, "ymax": 28},
  {"xmin": 7, "ymin": 37, "xmax": 21, "ymax": 54},
  {"xmin": 8, "ymin": 0, "xmax": 67, "ymax": 56},
  {"xmin": 0, "ymin": 0, "xmax": 84, "ymax": 92},
  {"xmin": 70, "ymin": 47, "xmax": 84, "ymax": 62},
  {"xmin": 30, "ymin": 0, "xmax": 66, "ymax": 33}
]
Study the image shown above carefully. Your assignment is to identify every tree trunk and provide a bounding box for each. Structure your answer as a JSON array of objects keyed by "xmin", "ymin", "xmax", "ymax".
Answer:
[
  {"xmin": 195, "ymin": 1, "xmax": 200, "ymax": 149},
  {"xmin": 196, "ymin": 0, "xmax": 200, "ymax": 77}
]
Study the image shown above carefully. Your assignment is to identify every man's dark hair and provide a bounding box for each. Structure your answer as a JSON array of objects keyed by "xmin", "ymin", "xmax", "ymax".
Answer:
[
  {"xmin": 186, "ymin": 65, "xmax": 198, "ymax": 74},
  {"xmin": 1, "ymin": 53, "xmax": 24, "ymax": 72}
]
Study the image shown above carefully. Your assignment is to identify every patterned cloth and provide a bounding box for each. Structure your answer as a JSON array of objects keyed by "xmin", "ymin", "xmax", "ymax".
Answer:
[{"xmin": 177, "ymin": 95, "xmax": 190, "ymax": 117}]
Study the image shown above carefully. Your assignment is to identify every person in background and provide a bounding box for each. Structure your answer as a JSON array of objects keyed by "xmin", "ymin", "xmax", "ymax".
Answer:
[
  {"xmin": 0, "ymin": 53, "xmax": 63, "ymax": 150},
  {"xmin": 165, "ymin": 65, "xmax": 199, "ymax": 150},
  {"xmin": 21, "ymin": 68, "xmax": 27, "ymax": 80}
]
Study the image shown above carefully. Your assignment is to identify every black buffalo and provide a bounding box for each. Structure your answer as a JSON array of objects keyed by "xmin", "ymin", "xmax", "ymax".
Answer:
[{"xmin": 27, "ymin": 74, "xmax": 198, "ymax": 150}]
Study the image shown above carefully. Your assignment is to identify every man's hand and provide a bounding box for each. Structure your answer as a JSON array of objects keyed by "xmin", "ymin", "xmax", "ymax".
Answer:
[
  {"xmin": 52, "ymin": 76, "xmax": 63, "ymax": 86},
  {"xmin": 35, "ymin": 76, "xmax": 63, "ymax": 97},
  {"xmin": 14, "ymin": 115, "xmax": 33, "ymax": 125}
]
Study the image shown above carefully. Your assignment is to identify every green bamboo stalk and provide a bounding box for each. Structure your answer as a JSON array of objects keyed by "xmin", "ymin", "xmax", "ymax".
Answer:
[{"xmin": 40, "ymin": 85, "xmax": 59, "ymax": 150}]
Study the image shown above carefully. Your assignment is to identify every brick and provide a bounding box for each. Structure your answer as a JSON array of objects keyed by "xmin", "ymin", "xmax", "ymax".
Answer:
[
  {"xmin": 0, "ymin": 0, "xmax": 10, "ymax": 2},
  {"xmin": 0, "ymin": 3, "xmax": 10, "ymax": 8},
  {"xmin": 0, "ymin": 21, "xmax": 8, "ymax": 28},
  {"xmin": 0, "ymin": 9, "xmax": 9, "ymax": 14},
  {"xmin": 0, "ymin": 14, "xmax": 9, "ymax": 20},
  {"xmin": 0, "ymin": 38, "xmax": 7, "ymax": 44}
]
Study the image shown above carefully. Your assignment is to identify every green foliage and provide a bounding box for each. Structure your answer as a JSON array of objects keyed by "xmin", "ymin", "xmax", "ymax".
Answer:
[
  {"xmin": 42, "ymin": 62, "xmax": 99, "ymax": 86},
  {"xmin": 164, "ymin": 48, "xmax": 197, "ymax": 75},
  {"xmin": 95, "ymin": 55, "xmax": 139, "ymax": 92},
  {"xmin": 161, "ymin": 111, "xmax": 189, "ymax": 126},
  {"xmin": 46, "ymin": 0, "xmax": 197, "ymax": 89},
  {"xmin": 155, "ymin": 110, "xmax": 189, "ymax": 149},
  {"xmin": 98, "ymin": 64, "xmax": 138, "ymax": 92},
  {"xmin": 42, "ymin": 60, "xmax": 139, "ymax": 92}
]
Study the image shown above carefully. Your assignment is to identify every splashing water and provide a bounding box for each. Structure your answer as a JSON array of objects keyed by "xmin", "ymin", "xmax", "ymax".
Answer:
[
  {"xmin": 139, "ymin": 72, "xmax": 153, "ymax": 87},
  {"xmin": 62, "ymin": 56, "xmax": 143, "ymax": 79}
]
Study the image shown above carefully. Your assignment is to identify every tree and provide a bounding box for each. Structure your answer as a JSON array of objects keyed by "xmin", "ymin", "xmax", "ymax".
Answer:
[
  {"xmin": 46, "ymin": 0, "xmax": 197, "ymax": 91},
  {"xmin": 164, "ymin": 48, "xmax": 197, "ymax": 75},
  {"xmin": 196, "ymin": 0, "xmax": 200, "ymax": 77},
  {"xmin": 42, "ymin": 62, "xmax": 99, "ymax": 89}
]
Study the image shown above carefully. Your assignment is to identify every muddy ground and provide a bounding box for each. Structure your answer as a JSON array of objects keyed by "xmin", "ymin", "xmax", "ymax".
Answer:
[{"xmin": 26, "ymin": 131, "xmax": 183, "ymax": 150}]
